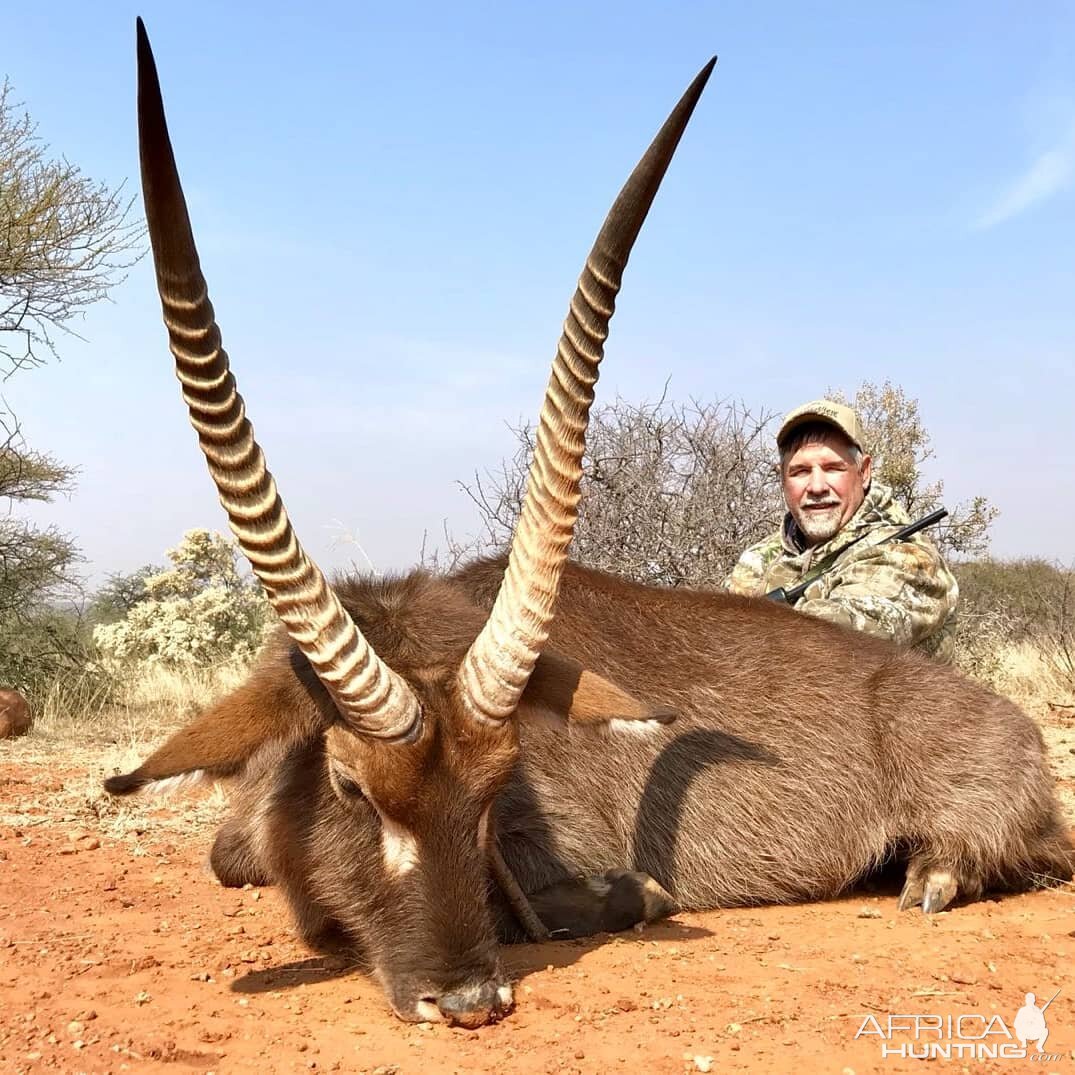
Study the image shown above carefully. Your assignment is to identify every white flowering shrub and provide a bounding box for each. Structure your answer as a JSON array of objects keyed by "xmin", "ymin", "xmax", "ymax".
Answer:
[{"xmin": 94, "ymin": 530, "xmax": 271, "ymax": 666}]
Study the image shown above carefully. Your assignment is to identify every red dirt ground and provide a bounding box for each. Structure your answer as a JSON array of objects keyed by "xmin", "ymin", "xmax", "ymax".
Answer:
[{"xmin": 1, "ymin": 763, "xmax": 1073, "ymax": 1075}]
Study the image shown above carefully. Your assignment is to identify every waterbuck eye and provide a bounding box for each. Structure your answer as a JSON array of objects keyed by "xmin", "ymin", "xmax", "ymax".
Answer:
[
  {"xmin": 329, "ymin": 763, "xmax": 366, "ymax": 801},
  {"xmin": 337, "ymin": 774, "xmax": 364, "ymax": 797}
]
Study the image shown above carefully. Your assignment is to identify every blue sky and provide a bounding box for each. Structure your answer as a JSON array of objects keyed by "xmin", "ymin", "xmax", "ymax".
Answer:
[{"xmin": 6, "ymin": 2, "xmax": 1075, "ymax": 588}]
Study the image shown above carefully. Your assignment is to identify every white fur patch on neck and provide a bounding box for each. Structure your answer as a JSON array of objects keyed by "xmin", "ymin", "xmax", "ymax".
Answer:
[
  {"xmin": 144, "ymin": 770, "xmax": 207, "ymax": 797},
  {"xmin": 381, "ymin": 817, "xmax": 420, "ymax": 876},
  {"xmin": 609, "ymin": 718, "xmax": 662, "ymax": 737}
]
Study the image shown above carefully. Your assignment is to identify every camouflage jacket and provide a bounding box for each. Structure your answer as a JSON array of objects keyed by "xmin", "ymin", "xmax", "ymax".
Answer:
[{"xmin": 722, "ymin": 483, "xmax": 958, "ymax": 660}]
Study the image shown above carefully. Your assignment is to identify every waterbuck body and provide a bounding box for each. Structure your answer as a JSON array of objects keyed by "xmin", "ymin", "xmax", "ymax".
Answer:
[
  {"xmin": 213, "ymin": 559, "xmax": 1070, "ymax": 920},
  {"xmin": 202, "ymin": 557, "xmax": 1071, "ymax": 1023},
  {"xmin": 109, "ymin": 23, "xmax": 1072, "ymax": 1028}
]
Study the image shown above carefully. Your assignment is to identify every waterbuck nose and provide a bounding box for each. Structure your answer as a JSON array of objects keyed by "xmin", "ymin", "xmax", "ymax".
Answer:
[{"xmin": 437, "ymin": 980, "xmax": 512, "ymax": 1027}]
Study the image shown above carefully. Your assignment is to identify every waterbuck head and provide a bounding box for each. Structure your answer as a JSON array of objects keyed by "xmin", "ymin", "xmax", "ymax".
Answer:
[{"xmin": 106, "ymin": 20, "xmax": 713, "ymax": 1026}]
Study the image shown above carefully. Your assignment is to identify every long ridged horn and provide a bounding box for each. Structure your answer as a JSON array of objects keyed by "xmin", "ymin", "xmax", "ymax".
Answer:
[
  {"xmin": 135, "ymin": 20, "xmax": 419, "ymax": 740},
  {"xmin": 459, "ymin": 59, "xmax": 716, "ymax": 722}
]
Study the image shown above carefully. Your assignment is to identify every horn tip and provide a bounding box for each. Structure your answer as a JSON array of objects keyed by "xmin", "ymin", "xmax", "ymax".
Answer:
[
  {"xmin": 692, "ymin": 56, "xmax": 718, "ymax": 93},
  {"xmin": 136, "ymin": 17, "xmax": 157, "ymax": 78}
]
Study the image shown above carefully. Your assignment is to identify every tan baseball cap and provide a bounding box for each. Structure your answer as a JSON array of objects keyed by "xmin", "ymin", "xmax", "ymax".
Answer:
[{"xmin": 777, "ymin": 399, "xmax": 865, "ymax": 452}]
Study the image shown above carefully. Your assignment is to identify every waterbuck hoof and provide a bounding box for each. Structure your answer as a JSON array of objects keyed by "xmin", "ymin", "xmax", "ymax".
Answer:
[
  {"xmin": 921, "ymin": 871, "xmax": 958, "ymax": 914},
  {"xmin": 525, "ymin": 869, "xmax": 676, "ymax": 939},
  {"xmin": 599, "ymin": 869, "xmax": 676, "ymax": 931},
  {"xmin": 897, "ymin": 875, "xmax": 922, "ymax": 911},
  {"xmin": 898, "ymin": 868, "xmax": 958, "ymax": 914}
]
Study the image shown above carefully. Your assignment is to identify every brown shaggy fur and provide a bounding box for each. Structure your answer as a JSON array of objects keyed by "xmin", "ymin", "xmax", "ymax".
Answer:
[{"xmin": 109, "ymin": 557, "xmax": 1073, "ymax": 1023}]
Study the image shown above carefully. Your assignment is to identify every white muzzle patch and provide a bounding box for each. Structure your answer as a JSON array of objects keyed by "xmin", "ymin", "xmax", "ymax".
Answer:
[{"xmin": 415, "ymin": 999, "xmax": 442, "ymax": 1022}]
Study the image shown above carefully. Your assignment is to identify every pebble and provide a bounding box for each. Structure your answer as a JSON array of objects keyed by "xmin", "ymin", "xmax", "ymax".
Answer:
[
  {"xmin": 857, "ymin": 907, "xmax": 881, "ymax": 919},
  {"xmin": 693, "ymin": 1056, "xmax": 713, "ymax": 1072}
]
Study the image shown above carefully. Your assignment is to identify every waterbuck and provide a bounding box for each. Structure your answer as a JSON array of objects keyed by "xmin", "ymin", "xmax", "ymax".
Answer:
[
  {"xmin": 107, "ymin": 22, "xmax": 1073, "ymax": 1029},
  {"xmin": 0, "ymin": 689, "xmax": 30, "ymax": 740}
]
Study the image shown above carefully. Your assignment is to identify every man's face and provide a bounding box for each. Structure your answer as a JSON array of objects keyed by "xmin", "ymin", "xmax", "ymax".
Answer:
[{"xmin": 781, "ymin": 432, "xmax": 872, "ymax": 547}]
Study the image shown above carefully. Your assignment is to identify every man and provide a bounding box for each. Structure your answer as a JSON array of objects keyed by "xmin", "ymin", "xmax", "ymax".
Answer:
[{"xmin": 723, "ymin": 399, "xmax": 958, "ymax": 659}]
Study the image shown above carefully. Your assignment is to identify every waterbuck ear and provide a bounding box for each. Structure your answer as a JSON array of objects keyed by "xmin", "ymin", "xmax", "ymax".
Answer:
[
  {"xmin": 521, "ymin": 649, "xmax": 676, "ymax": 726},
  {"xmin": 104, "ymin": 666, "xmax": 332, "ymax": 796}
]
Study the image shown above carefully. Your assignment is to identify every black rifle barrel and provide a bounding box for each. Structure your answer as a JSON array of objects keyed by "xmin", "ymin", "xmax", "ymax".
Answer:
[{"xmin": 765, "ymin": 506, "xmax": 949, "ymax": 605}]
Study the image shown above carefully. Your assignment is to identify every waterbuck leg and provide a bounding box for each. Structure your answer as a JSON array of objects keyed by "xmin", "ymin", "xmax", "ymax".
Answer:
[
  {"xmin": 489, "ymin": 841, "xmax": 550, "ymax": 942},
  {"xmin": 292, "ymin": 902, "xmax": 354, "ymax": 956},
  {"xmin": 921, "ymin": 870, "xmax": 960, "ymax": 914},
  {"xmin": 527, "ymin": 870, "xmax": 676, "ymax": 939}
]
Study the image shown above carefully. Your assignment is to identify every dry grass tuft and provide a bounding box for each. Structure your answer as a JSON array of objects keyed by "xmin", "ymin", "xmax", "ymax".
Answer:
[{"xmin": 1, "ymin": 658, "xmax": 251, "ymax": 846}]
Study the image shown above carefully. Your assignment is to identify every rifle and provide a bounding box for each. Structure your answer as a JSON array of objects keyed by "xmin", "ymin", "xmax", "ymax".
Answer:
[{"xmin": 765, "ymin": 506, "xmax": 949, "ymax": 605}]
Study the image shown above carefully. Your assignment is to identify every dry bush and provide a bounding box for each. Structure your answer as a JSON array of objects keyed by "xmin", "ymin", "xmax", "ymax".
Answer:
[
  {"xmin": 458, "ymin": 383, "xmax": 996, "ymax": 586},
  {"xmin": 0, "ymin": 413, "xmax": 90, "ymax": 696},
  {"xmin": 829, "ymin": 381, "xmax": 997, "ymax": 559},
  {"xmin": 1, "ymin": 657, "xmax": 250, "ymax": 842},
  {"xmin": 952, "ymin": 558, "xmax": 1075, "ymax": 701},
  {"xmin": 461, "ymin": 396, "xmax": 783, "ymax": 586},
  {"xmin": 93, "ymin": 530, "xmax": 271, "ymax": 667},
  {"xmin": 22, "ymin": 653, "xmax": 252, "ymax": 750},
  {"xmin": 0, "ymin": 79, "xmax": 142, "ymax": 699},
  {"xmin": 0, "ymin": 79, "xmax": 142, "ymax": 374},
  {"xmin": 955, "ymin": 559, "xmax": 1074, "ymax": 641}
]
